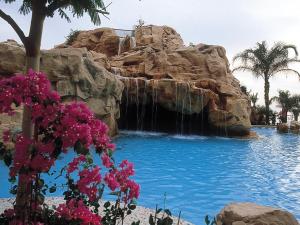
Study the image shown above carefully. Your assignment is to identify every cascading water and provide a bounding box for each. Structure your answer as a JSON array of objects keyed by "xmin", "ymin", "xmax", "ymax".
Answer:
[
  {"xmin": 130, "ymin": 37, "xmax": 136, "ymax": 49},
  {"xmin": 175, "ymin": 82, "xmax": 179, "ymax": 133},
  {"xmin": 188, "ymin": 82, "xmax": 193, "ymax": 134},
  {"xmin": 180, "ymin": 83, "xmax": 187, "ymax": 135},
  {"xmin": 135, "ymin": 79, "xmax": 139, "ymax": 131},
  {"xmin": 151, "ymin": 80, "xmax": 159, "ymax": 131},
  {"xmin": 140, "ymin": 81, "xmax": 148, "ymax": 130},
  {"xmin": 118, "ymin": 37, "xmax": 125, "ymax": 56},
  {"xmin": 118, "ymin": 78, "xmax": 211, "ymax": 135}
]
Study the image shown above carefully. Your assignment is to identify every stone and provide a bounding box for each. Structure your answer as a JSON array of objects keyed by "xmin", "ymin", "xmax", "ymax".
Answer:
[
  {"xmin": 135, "ymin": 25, "xmax": 184, "ymax": 51},
  {"xmin": 0, "ymin": 41, "xmax": 124, "ymax": 136},
  {"xmin": 290, "ymin": 121, "xmax": 300, "ymax": 134},
  {"xmin": 217, "ymin": 202, "xmax": 299, "ymax": 225},
  {"xmin": 56, "ymin": 28, "xmax": 121, "ymax": 57},
  {"xmin": 277, "ymin": 123, "xmax": 289, "ymax": 133}
]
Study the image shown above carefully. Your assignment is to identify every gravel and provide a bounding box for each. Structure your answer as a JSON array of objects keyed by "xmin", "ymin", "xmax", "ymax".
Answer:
[{"xmin": 0, "ymin": 198, "xmax": 194, "ymax": 225}]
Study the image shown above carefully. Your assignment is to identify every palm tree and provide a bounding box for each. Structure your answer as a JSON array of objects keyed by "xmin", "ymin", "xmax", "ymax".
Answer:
[
  {"xmin": 291, "ymin": 95, "xmax": 300, "ymax": 121},
  {"xmin": 233, "ymin": 41, "xmax": 300, "ymax": 124},
  {"xmin": 292, "ymin": 108, "xmax": 300, "ymax": 121},
  {"xmin": 274, "ymin": 90, "xmax": 300, "ymax": 123},
  {"xmin": 250, "ymin": 92, "xmax": 258, "ymax": 108}
]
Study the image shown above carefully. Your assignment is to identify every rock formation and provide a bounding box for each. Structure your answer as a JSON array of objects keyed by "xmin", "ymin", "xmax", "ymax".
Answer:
[
  {"xmin": 217, "ymin": 202, "xmax": 299, "ymax": 225},
  {"xmin": 60, "ymin": 25, "xmax": 251, "ymax": 136},
  {"xmin": 0, "ymin": 40, "xmax": 123, "ymax": 136},
  {"xmin": 1, "ymin": 25, "xmax": 252, "ymax": 137},
  {"xmin": 277, "ymin": 121, "xmax": 300, "ymax": 134}
]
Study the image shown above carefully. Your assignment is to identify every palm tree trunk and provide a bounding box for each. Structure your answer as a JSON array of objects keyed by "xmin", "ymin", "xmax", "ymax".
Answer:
[
  {"xmin": 295, "ymin": 114, "xmax": 299, "ymax": 121},
  {"xmin": 15, "ymin": 6, "xmax": 45, "ymax": 222},
  {"xmin": 282, "ymin": 109, "xmax": 288, "ymax": 123},
  {"xmin": 264, "ymin": 75, "xmax": 270, "ymax": 125}
]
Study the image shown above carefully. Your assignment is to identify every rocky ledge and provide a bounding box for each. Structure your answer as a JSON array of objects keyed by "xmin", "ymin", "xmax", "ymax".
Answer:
[
  {"xmin": 0, "ymin": 40, "xmax": 123, "ymax": 136},
  {"xmin": 58, "ymin": 25, "xmax": 251, "ymax": 136}
]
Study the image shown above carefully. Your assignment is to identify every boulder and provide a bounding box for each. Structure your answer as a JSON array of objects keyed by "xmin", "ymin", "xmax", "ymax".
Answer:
[
  {"xmin": 0, "ymin": 40, "xmax": 124, "ymax": 136},
  {"xmin": 217, "ymin": 202, "xmax": 299, "ymax": 225},
  {"xmin": 56, "ymin": 28, "xmax": 120, "ymax": 57},
  {"xmin": 135, "ymin": 25, "xmax": 184, "ymax": 51},
  {"xmin": 277, "ymin": 123, "xmax": 289, "ymax": 133},
  {"xmin": 290, "ymin": 121, "xmax": 300, "ymax": 134}
]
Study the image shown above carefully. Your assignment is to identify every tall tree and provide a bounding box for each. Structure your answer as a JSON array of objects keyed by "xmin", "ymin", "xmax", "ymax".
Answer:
[
  {"xmin": 233, "ymin": 41, "xmax": 300, "ymax": 124},
  {"xmin": 274, "ymin": 90, "xmax": 300, "ymax": 123},
  {"xmin": 0, "ymin": 0, "xmax": 108, "ymax": 221}
]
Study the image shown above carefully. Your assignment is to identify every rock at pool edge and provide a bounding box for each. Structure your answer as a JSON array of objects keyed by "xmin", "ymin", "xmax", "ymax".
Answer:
[{"xmin": 216, "ymin": 202, "xmax": 299, "ymax": 225}]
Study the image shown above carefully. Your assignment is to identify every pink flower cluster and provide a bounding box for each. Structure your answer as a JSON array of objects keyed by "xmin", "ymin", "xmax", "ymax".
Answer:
[
  {"xmin": 104, "ymin": 160, "xmax": 140, "ymax": 203},
  {"xmin": 9, "ymin": 135, "xmax": 55, "ymax": 180},
  {"xmin": 0, "ymin": 70, "xmax": 114, "ymax": 179},
  {"xmin": 0, "ymin": 70, "xmax": 58, "ymax": 114},
  {"xmin": 67, "ymin": 156, "xmax": 102, "ymax": 201},
  {"xmin": 0, "ymin": 70, "xmax": 140, "ymax": 224},
  {"xmin": 56, "ymin": 199, "xmax": 101, "ymax": 225}
]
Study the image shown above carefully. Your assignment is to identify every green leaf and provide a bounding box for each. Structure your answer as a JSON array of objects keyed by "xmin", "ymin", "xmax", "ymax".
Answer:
[
  {"xmin": 86, "ymin": 154, "xmax": 93, "ymax": 164},
  {"xmin": 109, "ymin": 191, "xmax": 121, "ymax": 196},
  {"xmin": 10, "ymin": 185, "xmax": 17, "ymax": 195},
  {"xmin": 49, "ymin": 186, "xmax": 57, "ymax": 193},
  {"xmin": 164, "ymin": 209, "xmax": 172, "ymax": 216},
  {"xmin": 8, "ymin": 176, "xmax": 16, "ymax": 184},
  {"xmin": 37, "ymin": 193, "xmax": 45, "ymax": 204},
  {"xmin": 104, "ymin": 201, "xmax": 111, "ymax": 208},
  {"xmin": 37, "ymin": 179, "xmax": 44, "ymax": 188},
  {"xmin": 3, "ymin": 154, "xmax": 12, "ymax": 167},
  {"xmin": 205, "ymin": 215, "xmax": 210, "ymax": 225},
  {"xmin": 74, "ymin": 141, "xmax": 88, "ymax": 155},
  {"xmin": 162, "ymin": 216, "xmax": 173, "ymax": 225},
  {"xmin": 149, "ymin": 214, "xmax": 155, "ymax": 225},
  {"xmin": 156, "ymin": 208, "xmax": 163, "ymax": 214},
  {"xmin": 128, "ymin": 204, "xmax": 136, "ymax": 210},
  {"xmin": 131, "ymin": 221, "xmax": 140, "ymax": 225}
]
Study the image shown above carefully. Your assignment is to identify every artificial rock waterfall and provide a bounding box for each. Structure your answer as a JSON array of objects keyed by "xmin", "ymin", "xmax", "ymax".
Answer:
[{"xmin": 0, "ymin": 25, "xmax": 252, "ymax": 137}]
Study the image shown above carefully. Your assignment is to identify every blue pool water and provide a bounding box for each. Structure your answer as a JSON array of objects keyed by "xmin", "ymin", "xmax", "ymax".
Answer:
[{"xmin": 1, "ymin": 127, "xmax": 300, "ymax": 224}]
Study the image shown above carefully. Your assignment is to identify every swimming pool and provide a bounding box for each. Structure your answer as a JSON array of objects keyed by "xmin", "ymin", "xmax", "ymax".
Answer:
[{"xmin": 1, "ymin": 127, "xmax": 300, "ymax": 224}]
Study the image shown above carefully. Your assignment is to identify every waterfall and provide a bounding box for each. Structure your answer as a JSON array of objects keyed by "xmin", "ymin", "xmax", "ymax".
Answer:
[
  {"xmin": 180, "ymin": 83, "xmax": 186, "ymax": 135},
  {"xmin": 175, "ymin": 82, "xmax": 179, "ymax": 133},
  {"xmin": 118, "ymin": 37, "xmax": 125, "ymax": 55},
  {"xmin": 188, "ymin": 82, "xmax": 192, "ymax": 134},
  {"xmin": 125, "ymin": 78, "xmax": 129, "ymax": 119},
  {"xmin": 130, "ymin": 37, "xmax": 136, "ymax": 49},
  {"xmin": 224, "ymin": 113, "xmax": 228, "ymax": 136},
  {"xmin": 200, "ymin": 90, "xmax": 204, "ymax": 132},
  {"xmin": 151, "ymin": 80, "xmax": 158, "ymax": 131},
  {"xmin": 135, "ymin": 79, "xmax": 139, "ymax": 130},
  {"xmin": 140, "ymin": 81, "xmax": 147, "ymax": 130}
]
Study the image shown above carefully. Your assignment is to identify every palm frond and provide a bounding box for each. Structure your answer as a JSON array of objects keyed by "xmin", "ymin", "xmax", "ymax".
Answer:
[
  {"xmin": 232, "ymin": 66, "xmax": 262, "ymax": 78},
  {"xmin": 275, "ymin": 68, "xmax": 300, "ymax": 78}
]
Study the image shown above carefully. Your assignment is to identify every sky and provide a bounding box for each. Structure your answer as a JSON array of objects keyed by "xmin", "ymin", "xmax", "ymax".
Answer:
[{"xmin": 1, "ymin": 0, "xmax": 300, "ymax": 109}]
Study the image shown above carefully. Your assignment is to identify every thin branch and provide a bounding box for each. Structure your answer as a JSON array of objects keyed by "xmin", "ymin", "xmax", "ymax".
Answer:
[{"xmin": 0, "ymin": 9, "xmax": 27, "ymax": 46}]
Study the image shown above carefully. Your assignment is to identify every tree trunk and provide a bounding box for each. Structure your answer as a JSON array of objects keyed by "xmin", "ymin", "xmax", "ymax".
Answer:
[
  {"xmin": 295, "ymin": 112, "xmax": 299, "ymax": 121},
  {"xmin": 15, "ymin": 6, "xmax": 45, "ymax": 222},
  {"xmin": 264, "ymin": 75, "xmax": 270, "ymax": 125}
]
